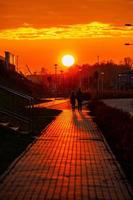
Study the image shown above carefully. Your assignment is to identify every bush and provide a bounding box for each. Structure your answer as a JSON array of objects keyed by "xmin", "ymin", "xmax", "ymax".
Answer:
[{"xmin": 88, "ymin": 100, "xmax": 133, "ymax": 186}]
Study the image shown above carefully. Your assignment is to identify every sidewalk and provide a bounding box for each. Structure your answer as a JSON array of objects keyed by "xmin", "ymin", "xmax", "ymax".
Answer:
[
  {"xmin": 0, "ymin": 107, "xmax": 132, "ymax": 199},
  {"xmin": 34, "ymin": 98, "xmax": 69, "ymax": 108}
]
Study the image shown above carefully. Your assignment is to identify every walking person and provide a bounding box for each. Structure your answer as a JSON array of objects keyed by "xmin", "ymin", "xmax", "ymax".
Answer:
[
  {"xmin": 76, "ymin": 88, "xmax": 83, "ymax": 111},
  {"xmin": 70, "ymin": 91, "xmax": 76, "ymax": 111}
]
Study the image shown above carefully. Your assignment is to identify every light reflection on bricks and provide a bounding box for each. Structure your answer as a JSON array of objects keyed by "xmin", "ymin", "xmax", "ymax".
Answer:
[{"xmin": 0, "ymin": 109, "xmax": 133, "ymax": 199}]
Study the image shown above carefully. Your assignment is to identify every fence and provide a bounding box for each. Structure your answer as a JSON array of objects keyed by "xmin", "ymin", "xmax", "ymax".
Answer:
[{"xmin": 0, "ymin": 84, "xmax": 34, "ymax": 133}]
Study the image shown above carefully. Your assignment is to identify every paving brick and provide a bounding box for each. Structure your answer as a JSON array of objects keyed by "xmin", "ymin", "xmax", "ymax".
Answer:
[{"xmin": 0, "ymin": 107, "xmax": 133, "ymax": 200}]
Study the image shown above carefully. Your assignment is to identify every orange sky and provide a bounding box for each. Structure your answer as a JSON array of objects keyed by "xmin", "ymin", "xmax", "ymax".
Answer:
[{"xmin": 0, "ymin": 0, "xmax": 133, "ymax": 73}]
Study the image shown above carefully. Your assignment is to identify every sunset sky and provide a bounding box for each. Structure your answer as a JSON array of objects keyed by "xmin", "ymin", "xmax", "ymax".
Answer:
[{"xmin": 0, "ymin": 0, "xmax": 133, "ymax": 74}]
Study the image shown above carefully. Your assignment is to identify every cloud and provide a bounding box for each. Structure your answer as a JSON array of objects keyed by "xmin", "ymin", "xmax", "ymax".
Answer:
[{"xmin": 0, "ymin": 22, "xmax": 132, "ymax": 40}]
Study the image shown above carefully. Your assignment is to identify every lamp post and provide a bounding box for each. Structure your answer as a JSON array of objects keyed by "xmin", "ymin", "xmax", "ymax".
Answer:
[
  {"xmin": 124, "ymin": 23, "xmax": 133, "ymax": 88},
  {"xmin": 118, "ymin": 74, "xmax": 122, "ymax": 91},
  {"xmin": 97, "ymin": 56, "xmax": 100, "ymax": 65},
  {"xmin": 93, "ymin": 71, "xmax": 99, "ymax": 97},
  {"xmin": 60, "ymin": 70, "xmax": 64, "ymax": 96},
  {"xmin": 78, "ymin": 66, "xmax": 82, "ymax": 89},
  {"xmin": 54, "ymin": 64, "xmax": 58, "ymax": 98},
  {"xmin": 101, "ymin": 72, "xmax": 104, "ymax": 96},
  {"xmin": 124, "ymin": 41, "xmax": 133, "ymax": 71},
  {"xmin": 124, "ymin": 24, "xmax": 133, "ymax": 46},
  {"xmin": 124, "ymin": 23, "xmax": 133, "ymax": 45},
  {"xmin": 125, "ymin": 23, "xmax": 133, "ymax": 26},
  {"xmin": 125, "ymin": 24, "xmax": 133, "ymax": 27},
  {"xmin": 124, "ymin": 43, "xmax": 133, "ymax": 46}
]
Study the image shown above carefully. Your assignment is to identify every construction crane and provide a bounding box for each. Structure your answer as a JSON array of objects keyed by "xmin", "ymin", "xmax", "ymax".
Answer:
[{"xmin": 26, "ymin": 64, "xmax": 33, "ymax": 75}]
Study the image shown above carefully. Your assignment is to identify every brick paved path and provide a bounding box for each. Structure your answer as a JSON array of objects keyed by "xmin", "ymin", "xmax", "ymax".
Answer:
[{"xmin": 0, "ymin": 108, "xmax": 133, "ymax": 199}]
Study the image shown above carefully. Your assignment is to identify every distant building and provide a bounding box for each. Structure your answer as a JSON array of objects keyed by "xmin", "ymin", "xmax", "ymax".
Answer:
[
  {"xmin": 27, "ymin": 73, "xmax": 50, "ymax": 87},
  {"xmin": 0, "ymin": 51, "xmax": 16, "ymax": 71},
  {"xmin": 27, "ymin": 73, "xmax": 55, "ymax": 90},
  {"xmin": 27, "ymin": 74, "xmax": 44, "ymax": 84},
  {"xmin": 118, "ymin": 71, "xmax": 133, "ymax": 89},
  {"xmin": 0, "ymin": 55, "xmax": 5, "ymax": 66}
]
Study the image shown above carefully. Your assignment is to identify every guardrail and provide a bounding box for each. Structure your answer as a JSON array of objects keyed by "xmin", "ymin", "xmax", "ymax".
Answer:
[{"xmin": 0, "ymin": 84, "xmax": 34, "ymax": 133}]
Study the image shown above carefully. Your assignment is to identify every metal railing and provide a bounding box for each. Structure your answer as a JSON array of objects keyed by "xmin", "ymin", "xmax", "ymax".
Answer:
[{"xmin": 0, "ymin": 84, "xmax": 34, "ymax": 133}]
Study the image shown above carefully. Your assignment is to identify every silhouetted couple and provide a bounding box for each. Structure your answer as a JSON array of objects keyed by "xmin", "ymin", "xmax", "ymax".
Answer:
[{"xmin": 70, "ymin": 88, "xmax": 83, "ymax": 111}]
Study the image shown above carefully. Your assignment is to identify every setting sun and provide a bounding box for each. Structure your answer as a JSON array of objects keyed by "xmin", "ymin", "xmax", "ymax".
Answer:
[{"xmin": 61, "ymin": 54, "xmax": 75, "ymax": 67}]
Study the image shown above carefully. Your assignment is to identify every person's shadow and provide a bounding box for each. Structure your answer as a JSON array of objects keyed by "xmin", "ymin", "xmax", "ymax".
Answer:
[
  {"xmin": 72, "ymin": 110, "xmax": 91, "ymax": 129},
  {"xmin": 72, "ymin": 111, "xmax": 86, "ymax": 129}
]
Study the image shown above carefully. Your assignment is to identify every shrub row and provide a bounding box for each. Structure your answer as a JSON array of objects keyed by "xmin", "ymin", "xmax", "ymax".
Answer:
[{"xmin": 88, "ymin": 100, "xmax": 133, "ymax": 186}]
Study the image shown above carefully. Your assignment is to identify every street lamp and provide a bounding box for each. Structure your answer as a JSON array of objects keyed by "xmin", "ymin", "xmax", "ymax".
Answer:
[
  {"xmin": 125, "ymin": 24, "xmax": 133, "ymax": 27},
  {"xmin": 118, "ymin": 74, "xmax": 122, "ymax": 91},
  {"xmin": 101, "ymin": 72, "xmax": 104, "ymax": 95},
  {"xmin": 78, "ymin": 66, "xmax": 82, "ymax": 89},
  {"xmin": 93, "ymin": 71, "xmax": 99, "ymax": 97},
  {"xmin": 124, "ymin": 43, "xmax": 133, "ymax": 46},
  {"xmin": 54, "ymin": 64, "xmax": 58, "ymax": 98},
  {"xmin": 60, "ymin": 70, "xmax": 64, "ymax": 95},
  {"xmin": 124, "ymin": 24, "xmax": 133, "ymax": 45}
]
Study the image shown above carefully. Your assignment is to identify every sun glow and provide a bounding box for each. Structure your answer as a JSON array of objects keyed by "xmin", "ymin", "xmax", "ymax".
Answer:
[{"xmin": 62, "ymin": 54, "xmax": 75, "ymax": 67}]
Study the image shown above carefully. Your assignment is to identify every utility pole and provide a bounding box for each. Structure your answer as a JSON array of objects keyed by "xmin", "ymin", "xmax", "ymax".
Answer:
[
  {"xmin": 54, "ymin": 64, "xmax": 58, "ymax": 98},
  {"xmin": 97, "ymin": 56, "xmax": 100, "ymax": 65}
]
